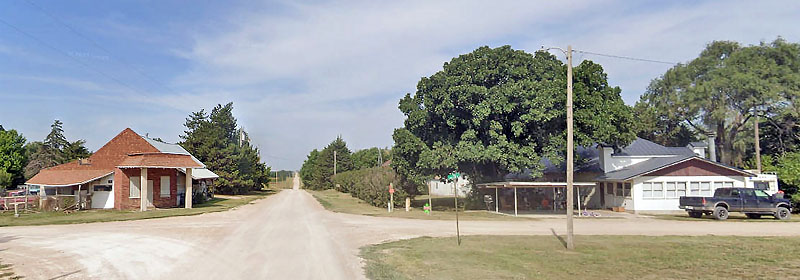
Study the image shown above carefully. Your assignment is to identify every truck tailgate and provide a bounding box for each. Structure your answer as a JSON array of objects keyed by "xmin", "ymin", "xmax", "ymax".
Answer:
[{"xmin": 679, "ymin": 196, "xmax": 705, "ymax": 207}]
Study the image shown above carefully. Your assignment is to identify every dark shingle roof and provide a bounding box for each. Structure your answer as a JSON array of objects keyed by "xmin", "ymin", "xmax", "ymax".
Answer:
[
  {"xmin": 595, "ymin": 155, "xmax": 693, "ymax": 181},
  {"xmin": 688, "ymin": 141, "xmax": 708, "ymax": 148},
  {"xmin": 613, "ymin": 138, "xmax": 695, "ymax": 156}
]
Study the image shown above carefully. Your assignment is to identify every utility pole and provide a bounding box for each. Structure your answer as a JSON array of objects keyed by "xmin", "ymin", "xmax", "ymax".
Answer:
[
  {"xmin": 333, "ymin": 150, "xmax": 337, "ymax": 176},
  {"xmin": 754, "ymin": 110, "xmax": 762, "ymax": 173},
  {"xmin": 565, "ymin": 45, "xmax": 575, "ymax": 251},
  {"xmin": 541, "ymin": 45, "xmax": 575, "ymax": 250},
  {"xmin": 378, "ymin": 148, "xmax": 382, "ymax": 166}
]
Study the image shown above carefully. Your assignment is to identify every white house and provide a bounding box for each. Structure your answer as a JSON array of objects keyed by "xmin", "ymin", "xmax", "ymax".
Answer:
[
  {"xmin": 478, "ymin": 138, "xmax": 779, "ymax": 214},
  {"xmin": 592, "ymin": 138, "xmax": 778, "ymax": 213}
]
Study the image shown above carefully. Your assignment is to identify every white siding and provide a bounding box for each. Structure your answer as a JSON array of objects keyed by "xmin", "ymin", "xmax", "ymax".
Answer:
[{"xmin": 632, "ymin": 175, "xmax": 746, "ymax": 212}]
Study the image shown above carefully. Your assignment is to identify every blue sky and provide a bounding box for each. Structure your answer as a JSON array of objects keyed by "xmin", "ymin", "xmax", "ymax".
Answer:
[{"xmin": 1, "ymin": 0, "xmax": 799, "ymax": 170}]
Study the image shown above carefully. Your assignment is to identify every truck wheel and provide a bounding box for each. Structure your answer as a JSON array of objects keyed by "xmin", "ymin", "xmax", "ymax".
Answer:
[
  {"xmin": 745, "ymin": 213, "xmax": 761, "ymax": 219},
  {"xmin": 775, "ymin": 207, "xmax": 791, "ymax": 220},
  {"xmin": 688, "ymin": 211, "xmax": 702, "ymax": 218},
  {"xmin": 713, "ymin": 206, "xmax": 729, "ymax": 221}
]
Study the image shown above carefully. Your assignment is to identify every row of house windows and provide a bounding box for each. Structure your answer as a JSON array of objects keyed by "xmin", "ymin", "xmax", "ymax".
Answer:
[
  {"xmin": 604, "ymin": 182, "xmax": 631, "ymax": 197},
  {"xmin": 642, "ymin": 181, "xmax": 734, "ymax": 199}
]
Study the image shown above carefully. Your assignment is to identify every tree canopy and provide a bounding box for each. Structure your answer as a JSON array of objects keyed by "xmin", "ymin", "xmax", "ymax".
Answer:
[
  {"xmin": 0, "ymin": 128, "xmax": 27, "ymax": 187},
  {"xmin": 24, "ymin": 120, "xmax": 92, "ymax": 179},
  {"xmin": 392, "ymin": 45, "xmax": 636, "ymax": 186},
  {"xmin": 300, "ymin": 136, "xmax": 355, "ymax": 190},
  {"xmin": 180, "ymin": 102, "xmax": 270, "ymax": 194},
  {"xmin": 351, "ymin": 147, "xmax": 391, "ymax": 170},
  {"xmin": 638, "ymin": 38, "xmax": 800, "ymax": 166}
]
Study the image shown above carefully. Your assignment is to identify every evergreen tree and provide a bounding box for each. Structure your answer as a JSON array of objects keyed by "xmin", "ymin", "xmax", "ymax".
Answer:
[
  {"xmin": 23, "ymin": 120, "xmax": 91, "ymax": 179},
  {"xmin": 309, "ymin": 137, "xmax": 353, "ymax": 190},
  {"xmin": 180, "ymin": 102, "xmax": 269, "ymax": 194}
]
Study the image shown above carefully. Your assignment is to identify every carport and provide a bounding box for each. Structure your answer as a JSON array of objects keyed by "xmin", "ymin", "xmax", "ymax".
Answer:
[{"xmin": 477, "ymin": 181, "xmax": 596, "ymax": 216}]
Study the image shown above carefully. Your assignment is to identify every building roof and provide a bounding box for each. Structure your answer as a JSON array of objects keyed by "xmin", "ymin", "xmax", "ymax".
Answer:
[
  {"xmin": 596, "ymin": 155, "xmax": 753, "ymax": 181},
  {"xmin": 613, "ymin": 138, "xmax": 695, "ymax": 157},
  {"xmin": 26, "ymin": 169, "xmax": 113, "ymax": 187},
  {"xmin": 179, "ymin": 168, "xmax": 220, "ymax": 180},
  {"xmin": 27, "ymin": 128, "xmax": 207, "ymax": 186},
  {"xmin": 118, "ymin": 153, "xmax": 204, "ymax": 169},
  {"xmin": 688, "ymin": 141, "xmax": 708, "ymax": 148}
]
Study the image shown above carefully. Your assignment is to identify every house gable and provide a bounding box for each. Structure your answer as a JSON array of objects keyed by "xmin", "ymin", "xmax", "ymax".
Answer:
[
  {"xmin": 84, "ymin": 128, "xmax": 160, "ymax": 169},
  {"xmin": 644, "ymin": 158, "xmax": 749, "ymax": 177}
]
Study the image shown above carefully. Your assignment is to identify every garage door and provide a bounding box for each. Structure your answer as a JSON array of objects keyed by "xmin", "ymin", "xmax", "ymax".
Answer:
[{"xmin": 92, "ymin": 185, "xmax": 114, "ymax": 209}]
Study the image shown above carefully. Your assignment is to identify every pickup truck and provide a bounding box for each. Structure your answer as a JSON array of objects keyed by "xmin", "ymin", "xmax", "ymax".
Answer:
[{"xmin": 679, "ymin": 188, "xmax": 792, "ymax": 220}]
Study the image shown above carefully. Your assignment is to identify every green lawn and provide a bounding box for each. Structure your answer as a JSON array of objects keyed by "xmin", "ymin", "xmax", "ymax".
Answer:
[
  {"xmin": 652, "ymin": 212, "xmax": 798, "ymax": 222},
  {"xmin": 0, "ymin": 190, "xmax": 274, "ymax": 227},
  {"xmin": 361, "ymin": 235, "xmax": 800, "ymax": 280},
  {"xmin": 308, "ymin": 189, "xmax": 533, "ymax": 221}
]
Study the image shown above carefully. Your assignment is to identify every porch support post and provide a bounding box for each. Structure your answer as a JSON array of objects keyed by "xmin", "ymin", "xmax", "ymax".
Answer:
[
  {"xmin": 140, "ymin": 167, "xmax": 148, "ymax": 212},
  {"xmin": 513, "ymin": 186, "xmax": 518, "ymax": 217},
  {"xmin": 185, "ymin": 168, "xmax": 193, "ymax": 209},
  {"xmin": 495, "ymin": 187, "xmax": 499, "ymax": 213},
  {"xmin": 553, "ymin": 187, "xmax": 557, "ymax": 212}
]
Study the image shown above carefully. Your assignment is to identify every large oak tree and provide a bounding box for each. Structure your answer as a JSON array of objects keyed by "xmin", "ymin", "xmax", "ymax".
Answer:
[{"xmin": 393, "ymin": 45, "xmax": 636, "ymax": 188}]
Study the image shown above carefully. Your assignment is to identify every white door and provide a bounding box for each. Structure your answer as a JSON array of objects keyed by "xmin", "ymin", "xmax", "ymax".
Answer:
[
  {"xmin": 147, "ymin": 180, "xmax": 154, "ymax": 207},
  {"xmin": 91, "ymin": 185, "xmax": 114, "ymax": 209}
]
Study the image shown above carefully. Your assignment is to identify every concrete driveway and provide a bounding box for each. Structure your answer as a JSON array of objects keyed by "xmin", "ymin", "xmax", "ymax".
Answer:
[{"xmin": 2, "ymin": 176, "xmax": 799, "ymax": 279}]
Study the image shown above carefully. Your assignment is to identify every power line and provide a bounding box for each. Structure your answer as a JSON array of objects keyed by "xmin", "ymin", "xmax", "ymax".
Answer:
[
  {"xmin": 573, "ymin": 49, "xmax": 680, "ymax": 65},
  {"xmin": 24, "ymin": 0, "xmax": 180, "ymax": 95},
  {"xmin": 0, "ymin": 17, "xmax": 147, "ymax": 96}
]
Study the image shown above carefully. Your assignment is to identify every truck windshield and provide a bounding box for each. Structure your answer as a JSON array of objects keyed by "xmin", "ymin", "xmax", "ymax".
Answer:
[{"xmin": 754, "ymin": 190, "xmax": 769, "ymax": 197}]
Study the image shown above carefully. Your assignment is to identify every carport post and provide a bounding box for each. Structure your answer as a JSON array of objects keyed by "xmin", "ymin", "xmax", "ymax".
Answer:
[
  {"xmin": 185, "ymin": 168, "xmax": 193, "ymax": 209},
  {"xmin": 577, "ymin": 187, "xmax": 581, "ymax": 217},
  {"xmin": 140, "ymin": 167, "xmax": 148, "ymax": 212},
  {"xmin": 495, "ymin": 187, "xmax": 499, "ymax": 213},
  {"xmin": 513, "ymin": 186, "xmax": 518, "ymax": 217}
]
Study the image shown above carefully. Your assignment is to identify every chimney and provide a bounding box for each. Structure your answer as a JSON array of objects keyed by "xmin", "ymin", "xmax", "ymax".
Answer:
[
  {"xmin": 598, "ymin": 145, "xmax": 614, "ymax": 172},
  {"xmin": 707, "ymin": 133, "xmax": 717, "ymax": 162}
]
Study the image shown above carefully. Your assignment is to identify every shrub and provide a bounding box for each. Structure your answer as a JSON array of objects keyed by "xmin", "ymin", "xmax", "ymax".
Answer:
[{"xmin": 332, "ymin": 167, "xmax": 408, "ymax": 208}]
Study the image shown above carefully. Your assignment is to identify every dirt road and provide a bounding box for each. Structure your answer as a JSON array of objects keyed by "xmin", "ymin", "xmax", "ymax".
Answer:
[{"xmin": 2, "ymin": 175, "xmax": 799, "ymax": 279}]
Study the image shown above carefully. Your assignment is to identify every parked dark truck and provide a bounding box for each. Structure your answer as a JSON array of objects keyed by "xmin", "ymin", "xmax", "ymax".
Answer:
[{"xmin": 679, "ymin": 188, "xmax": 792, "ymax": 220}]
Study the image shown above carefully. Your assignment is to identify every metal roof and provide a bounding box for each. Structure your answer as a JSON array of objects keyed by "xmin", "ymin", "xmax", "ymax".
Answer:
[
  {"xmin": 143, "ymin": 137, "xmax": 204, "ymax": 167},
  {"xmin": 178, "ymin": 168, "xmax": 220, "ymax": 180},
  {"xmin": 595, "ymin": 155, "xmax": 754, "ymax": 181},
  {"xmin": 688, "ymin": 141, "xmax": 708, "ymax": 148},
  {"xmin": 613, "ymin": 138, "xmax": 695, "ymax": 157}
]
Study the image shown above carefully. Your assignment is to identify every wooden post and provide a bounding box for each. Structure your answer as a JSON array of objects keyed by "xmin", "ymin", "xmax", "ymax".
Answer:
[
  {"xmin": 185, "ymin": 168, "xmax": 193, "ymax": 209},
  {"xmin": 577, "ymin": 186, "xmax": 581, "ymax": 216},
  {"xmin": 140, "ymin": 167, "xmax": 148, "ymax": 212},
  {"xmin": 755, "ymin": 112, "xmax": 762, "ymax": 173},
  {"xmin": 565, "ymin": 45, "xmax": 575, "ymax": 250},
  {"xmin": 514, "ymin": 186, "xmax": 518, "ymax": 217},
  {"xmin": 389, "ymin": 182, "xmax": 393, "ymax": 212},
  {"xmin": 454, "ymin": 177, "xmax": 461, "ymax": 245}
]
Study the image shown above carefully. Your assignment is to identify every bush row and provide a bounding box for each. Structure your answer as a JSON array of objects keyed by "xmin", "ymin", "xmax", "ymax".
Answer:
[{"xmin": 332, "ymin": 167, "xmax": 408, "ymax": 208}]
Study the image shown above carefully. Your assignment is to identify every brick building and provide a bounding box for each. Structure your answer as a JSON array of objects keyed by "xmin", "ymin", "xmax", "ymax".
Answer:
[{"xmin": 26, "ymin": 128, "xmax": 214, "ymax": 211}]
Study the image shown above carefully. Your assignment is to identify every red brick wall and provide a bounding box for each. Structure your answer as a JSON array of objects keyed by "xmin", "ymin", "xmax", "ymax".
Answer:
[
  {"xmin": 115, "ymin": 167, "xmax": 179, "ymax": 210},
  {"xmin": 646, "ymin": 159, "xmax": 747, "ymax": 177}
]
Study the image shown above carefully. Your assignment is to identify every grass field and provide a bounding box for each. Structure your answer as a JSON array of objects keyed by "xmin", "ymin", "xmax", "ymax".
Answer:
[
  {"xmin": 0, "ymin": 190, "xmax": 273, "ymax": 227},
  {"xmin": 652, "ymin": 212, "xmax": 798, "ymax": 222},
  {"xmin": 271, "ymin": 178, "xmax": 295, "ymax": 189},
  {"xmin": 361, "ymin": 235, "xmax": 800, "ymax": 280},
  {"xmin": 308, "ymin": 189, "xmax": 533, "ymax": 221}
]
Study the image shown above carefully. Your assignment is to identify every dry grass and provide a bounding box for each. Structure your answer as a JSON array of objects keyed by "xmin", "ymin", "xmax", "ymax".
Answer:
[
  {"xmin": 0, "ymin": 190, "xmax": 274, "ymax": 227},
  {"xmin": 308, "ymin": 189, "xmax": 534, "ymax": 221},
  {"xmin": 361, "ymin": 235, "xmax": 800, "ymax": 280}
]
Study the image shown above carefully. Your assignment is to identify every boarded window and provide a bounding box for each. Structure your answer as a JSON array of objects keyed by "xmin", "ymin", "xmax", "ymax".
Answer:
[
  {"xmin": 160, "ymin": 176, "xmax": 171, "ymax": 197},
  {"xmin": 130, "ymin": 176, "xmax": 141, "ymax": 198}
]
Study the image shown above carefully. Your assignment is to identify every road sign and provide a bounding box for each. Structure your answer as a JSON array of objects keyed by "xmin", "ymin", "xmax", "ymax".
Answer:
[
  {"xmin": 446, "ymin": 172, "xmax": 461, "ymax": 180},
  {"xmin": 389, "ymin": 188, "xmax": 395, "ymax": 194}
]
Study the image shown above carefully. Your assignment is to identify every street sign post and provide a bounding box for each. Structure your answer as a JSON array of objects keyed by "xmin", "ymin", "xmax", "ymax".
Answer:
[
  {"xmin": 389, "ymin": 183, "xmax": 395, "ymax": 213},
  {"xmin": 448, "ymin": 172, "xmax": 462, "ymax": 245}
]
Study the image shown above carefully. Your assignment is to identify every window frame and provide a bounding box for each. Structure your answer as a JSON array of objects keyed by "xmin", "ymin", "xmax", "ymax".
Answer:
[
  {"xmin": 129, "ymin": 176, "xmax": 141, "ymax": 198},
  {"xmin": 160, "ymin": 176, "xmax": 171, "ymax": 197},
  {"xmin": 652, "ymin": 182, "xmax": 664, "ymax": 198},
  {"xmin": 666, "ymin": 182, "xmax": 677, "ymax": 198}
]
